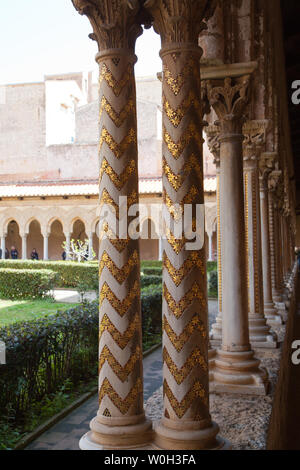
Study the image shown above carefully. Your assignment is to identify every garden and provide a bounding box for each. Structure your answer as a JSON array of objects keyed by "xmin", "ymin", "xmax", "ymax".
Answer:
[{"xmin": 0, "ymin": 257, "xmax": 217, "ymax": 450}]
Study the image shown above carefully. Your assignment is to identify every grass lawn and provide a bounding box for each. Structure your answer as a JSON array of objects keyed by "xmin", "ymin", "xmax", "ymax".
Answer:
[{"xmin": 0, "ymin": 299, "xmax": 79, "ymax": 327}]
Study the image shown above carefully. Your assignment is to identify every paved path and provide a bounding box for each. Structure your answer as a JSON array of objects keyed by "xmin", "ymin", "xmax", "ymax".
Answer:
[
  {"xmin": 52, "ymin": 289, "xmax": 97, "ymax": 304},
  {"xmin": 26, "ymin": 301, "xmax": 218, "ymax": 451}
]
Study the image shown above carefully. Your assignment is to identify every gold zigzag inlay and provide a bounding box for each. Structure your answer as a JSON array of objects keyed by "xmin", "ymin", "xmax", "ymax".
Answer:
[
  {"xmin": 99, "ymin": 95, "xmax": 135, "ymax": 127},
  {"xmin": 163, "ymin": 92, "xmax": 202, "ymax": 128},
  {"xmin": 100, "ymin": 312, "xmax": 140, "ymax": 349},
  {"xmin": 164, "ymin": 186, "xmax": 199, "ymax": 221},
  {"xmin": 100, "ymin": 189, "xmax": 138, "ymax": 219},
  {"xmin": 99, "ymin": 345, "xmax": 142, "ymax": 382},
  {"xmin": 163, "ymin": 282, "xmax": 206, "ymax": 318},
  {"xmin": 163, "ymin": 59, "xmax": 199, "ymax": 96},
  {"xmin": 163, "ymin": 315, "xmax": 206, "ymax": 353},
  {"xmin": 164, "ymin": 379, "xmax": 208, "ymax": 418},
  {"xmin": 164, "ymin": 123, "xmax": 203, "ymax": 160},
  {"xmin": 100, "ymin": 223, "xmax": 131, "ymax": 253},
  {"xmin": 163, "ymin": 154, "xmax": 202, "ymax": 191},
  {"xmin": 99, "ymin": 250, "xmax": 139, "ymax": 283},
  {"xmin": 99, "ymin": 377, "xmax": 142, "ymax": 415},
  {"xmin": 165, "ymin": 227, "xmax": 186, "ymax": 255},
  {"xmin": 99, "ymin": 63, "xmax": 133, "ymax": 97},
  {"xmin": 99, "ymin": 158, "xmax": 136, "ymax": 190},
  {"xmin": 100, "ymin": 281, "xmax": 139, "ymax": 317},
  {"xmin": 163, "ymin": 252, "xmax": 205, "ymax": 286},
  {"xmin": 99, "ymin": 127, "xmax": 137, "ymax": 159},
  {"xmin": 163, "ymin": 347, "xmax": 207, "ymax": 385}
]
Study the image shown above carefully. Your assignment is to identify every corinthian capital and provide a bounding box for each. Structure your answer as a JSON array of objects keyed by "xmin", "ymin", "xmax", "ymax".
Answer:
[
  {"xmin": 205, "ymin": 124, "xmax": 220, "ymax": 166},
  {"xmin": 72, "ymin": 0, "xmax": 142, "ymax": 51},
  {"xmin": 259, "ymin": 152, "xmax": 277, "ymax": 190},
  {"xmin": 206, "ymin": 75, "xmax": 251, "ymax": 134},
  {"xmin": 243, "ymin": 120, "xmax": 269, "ymax": 166},
  {"xmin": 144, "ymin": 0, "xmax": 218, "ymax": 46}
]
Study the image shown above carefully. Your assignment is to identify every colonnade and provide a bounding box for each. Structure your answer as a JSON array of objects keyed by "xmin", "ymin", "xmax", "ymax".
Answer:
[{"xmin": 71, "ymin": 0, "xmax": 297, "ymax": 451}]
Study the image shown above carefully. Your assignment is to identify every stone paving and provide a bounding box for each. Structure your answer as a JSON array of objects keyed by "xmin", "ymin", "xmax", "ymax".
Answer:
[{"xmin": 26, "ymin": 300, "xmax": 218, "ymax": 451}]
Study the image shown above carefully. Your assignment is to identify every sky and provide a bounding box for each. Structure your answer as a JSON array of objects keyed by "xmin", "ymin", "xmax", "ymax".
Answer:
[{"xmin": 0, "ymin": 0, "xmax": 162, "ymax": 85}]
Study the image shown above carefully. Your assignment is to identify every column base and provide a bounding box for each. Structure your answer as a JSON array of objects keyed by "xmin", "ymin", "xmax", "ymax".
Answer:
[
  {"xmin": 274, "ymin": 302, "xmax": 288, "ymax": 322},
  {"xmin": 209, "ymin": 349, "xmax": 269, "ymax": 395},
  {"xmin": 153, "ymin": 419, "xmax": 231, "ymax": 450},
  {"xmin": 248, "ymin": 317, "xmax": 278, "ymax": 349},
  {"xmin": 209, "ymin": 317, "xmax": 222, "ymax": 348},
  {"xmin": 79, "ymin": 415, "xmax": 153, "ymax": 450},
  {"xmin": 208, "ymin": 347, "xmax": 217, "ymax": 380}
]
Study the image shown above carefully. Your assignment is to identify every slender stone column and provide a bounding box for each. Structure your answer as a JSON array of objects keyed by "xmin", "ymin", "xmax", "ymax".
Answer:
[
  {"xmin": 88, "ymin": 233, "xmax": 94, "ymax": 260},
  {"xmin": 206, "ymin": 125, "xmax": 222, "ymax": 347},
  {"xmin": 158, "ymin": 237, "xmax": 163, "ymax": 261},
  {"xmin": 145, "ymin": 0, "xmax": 228, "ymax": 450},
  {"xmin": 43, "ymin": 234, "xmax": 49, "ymax": 261},
  {"xmin": 72, "ymin": 0, "xmax": 152, "ymax": 450},
  {"xmin": 21, "ymin": 234, "xmax": 27, "ymax": 260},
  {"xmin": 0, "ymin": 236, "xmax": 5, "ymax": 259},
  {"xmin": 242, "ymin": 121, "xmax": 277, "ymax": 349},
  {"xmin": 268, "ymin": 169, "xmax": 287, "ymax": 318},
  {"xmin": 259, "ymin": 153, "xmax": 282, "ymax": 325},
  {"xmin": 208, "ymin": 232, "xmax": 213, "ymax": 261},
  {"xmin": 65, "ymin": 233, "xmax": 71, "ymax": 261},
  {"xmin": 207, "ymin": 76, "xmax": 269, "ymax": 395}
]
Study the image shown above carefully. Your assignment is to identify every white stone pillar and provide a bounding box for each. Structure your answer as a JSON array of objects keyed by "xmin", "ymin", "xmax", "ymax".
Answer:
[
  {"xmin": 259, "ymin": 153, "xmax": 282, "ymax": 325},
  {"xmin": 207, "ymin": 76, "xmax": 269, "ymax": 395},
  {"xmin": 158, "ymin": 237, "xmax": 163, "ymax": 261},
  {"xmin": 43, "ymin": 234, "xmax": 49, "ymax": 261},
  {"xmin": 22, "ymin": 234, "xmax": 27, "ymax": 260},
  {"xmin": 0, "ymin": 236, "xmax": 5, "ymax": 259},
  {"xmin": 88, "ymin": 233, "xmax": 94, "ymax": 260},
  {"xmin": 208, "ymin": 232, "xmax": 213, "ymax": 262},
  {"xmin": 242, "ymin": 121, "xmax": 277, "ymax": 349},
  {"xmin": 65, "ymin": 234, "xmax": 71, "ymax": 261}
]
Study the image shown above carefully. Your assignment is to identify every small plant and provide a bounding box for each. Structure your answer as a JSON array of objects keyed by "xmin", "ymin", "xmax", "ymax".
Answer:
[
  {"xmin": 62, "ymin": 239, "xmax": 96, "ymax": 263},
  {"xmin": 76, "ymin": 280, "xmax": 91, "ymax": 303}
]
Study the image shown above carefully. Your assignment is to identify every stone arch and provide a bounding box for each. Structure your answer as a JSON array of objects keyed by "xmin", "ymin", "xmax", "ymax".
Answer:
[
  {"xmin": 27, "ymin": 219, "xmax": 43, "ymax": 260},
  {"xmin": 48, "ymin": 218, "xmax": 66, "ymax": 261},
  {"xmin": 71, "ymin": 218, "xmax": 88, "ymax": 243},
  {"xmin": 6, "ymin": 220, "xmax": 22, "ymax": 258}
]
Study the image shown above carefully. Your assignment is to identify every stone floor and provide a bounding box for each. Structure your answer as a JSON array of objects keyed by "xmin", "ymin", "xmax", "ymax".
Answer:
[{"xmin": 26, "ymin": 301, "xmax": 218, "ymax": 451}]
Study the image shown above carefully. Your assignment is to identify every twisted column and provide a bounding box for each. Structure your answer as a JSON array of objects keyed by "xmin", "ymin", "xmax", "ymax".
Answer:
[
  {"xmin": 72, "ymin": 0, "xmax": 152, "ymax": 450},
  {"xmin": 207, "ymin": 76, "xmax": 269, "ymax": 395},
  {"xmin": 145, "ymin": 0, "xmax": 228, "ymax": 450},
  {"xmin": 242, "ymin": 121, "xmax": 277, "ymax": 349},
  {"xmin": 206, "ymin": 125, "xmax": 222, "ymax": 347},
  {"xmin": 259, "ymin": 153, "xmax": 282, "ymax": 325}
]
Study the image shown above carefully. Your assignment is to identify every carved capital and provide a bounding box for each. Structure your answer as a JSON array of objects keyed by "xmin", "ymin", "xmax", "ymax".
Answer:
[
  {"xmin": 72, "ymin": 0, "xmax": 142, "ymax": 52},
  {"xmin": 268, "ymin": 170, "xmax": 283, "ymax": 204},
  {"xmin": 242, "ymin": 120, "xmax": 268, "ymax": 170},
  {"xmin": 144, "ymin": 0, "xmax": 218, "ymax": 47},
  {"xmin": 205, "ymin": 124, "xmax": 220, "ymax": 166},
  {"xmin": 259, "ymin": 152, "xmax": 277, "ymax": 191},
  {"xmin": 206, "ymin": 75, "xmax": 251, "ymax": 134}
]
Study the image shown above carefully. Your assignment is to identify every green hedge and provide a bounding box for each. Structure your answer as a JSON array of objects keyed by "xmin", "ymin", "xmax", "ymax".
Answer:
[
  {"xmin": 141, "ymin": 275, "xmax": 162, "ymax": 288},
  {"xmin": 142, "ymin": 267, "xmax": 162, "ymax": 276},
  {"xmin": 0, "ymin": 260, "xmax": 98, "ymax": 290},
  {"xmin": 141, "ymin": 260, "xmax": 162, "ymax": 269},
  {"xmin": 207, "ymin": 261, "xmax": 217, "ymax": 272},
  {"xmin": 0, "ymin": 269, "xmax": 58, "ymax": 300},
  {"xmin": 141, "ymin": 284, "xmax": 162, "ymax": 333}
]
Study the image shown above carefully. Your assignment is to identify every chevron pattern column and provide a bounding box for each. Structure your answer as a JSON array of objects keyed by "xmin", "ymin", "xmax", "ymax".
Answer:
[
  {"xmin": 242, "ymin": 121, "xmax": 277, "ymax": 349},
  {"xmin": 72, "ymin": 0, "xmax": 152, "ymax": 450},
  {"xmin": 145, "ymin": 0, "xmax": 228, "ymax": 451}
]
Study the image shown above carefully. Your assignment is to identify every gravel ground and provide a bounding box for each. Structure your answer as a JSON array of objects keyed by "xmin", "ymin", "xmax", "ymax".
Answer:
[{"xmin": 145, "ymin": 304, "xmax": 284, "ymax": 450}]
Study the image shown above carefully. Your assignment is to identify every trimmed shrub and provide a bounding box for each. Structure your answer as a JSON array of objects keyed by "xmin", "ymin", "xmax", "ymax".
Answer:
[
  {"xmin": 207, "ymin": 261, "xmax": 217, "ymax": 272},
  {"xmin": 141, "ymin": 275, "xmax": 162, "ymax": 288},
  {"xmin": 0, "ymin": 269, "xmax": 58, "ymax": 300},
  {"xmin": 0, "ymin": 302, "xmax": 99, "ymax": 418},
  {"xmin": 0, "ymin": 260, "xmax": 98, "ymax": 290},
  {"xmin": 141, "ymin": 260, "xmax": 162, "ymax": 269},
  {"xmin": 142, "ymin": 266, "xmax": 162, "ymax": 276},
  {"xmin": 208, "ymin": 270, "xmax": 218, "ymax": 297},
  {"xmin": 141, "ymin": 284, "xmax": 162, "ymax": 332}
]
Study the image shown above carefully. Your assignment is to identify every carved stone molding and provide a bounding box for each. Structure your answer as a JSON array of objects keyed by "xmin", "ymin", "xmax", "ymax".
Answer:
[
  {"xmin": 206, "ymin": 75, "xmax": 251, "ymax": 134},
  {"xmin": 144, "ymin": 0, "xmax": 218, "ymax": 47},
  {"xmin": 206, "ymin": 124, "xmax": 220, "ymax": 166},
  {"xmin": 268, "ymin": 170, "xmax": 283, "ymax": 195},
  {"xmin": 259, "ymin": 152, "xmax": 277, "ymax": 190},
  {"xmin": 72, "ymin": 0, "xmax": 143, "ymax": 51}
]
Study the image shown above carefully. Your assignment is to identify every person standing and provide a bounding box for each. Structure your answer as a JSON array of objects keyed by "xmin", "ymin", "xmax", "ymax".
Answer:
[
  {"xmin": 5, "ymin": 248, "xmax": 10, "ymax": 259},
  {"xmin": 31, "ymin": 248, "xmax": 39, "ymax": 261},
  {"xmin": 11, "ymin": 246, "xmax": 18, "ymax": 260}
]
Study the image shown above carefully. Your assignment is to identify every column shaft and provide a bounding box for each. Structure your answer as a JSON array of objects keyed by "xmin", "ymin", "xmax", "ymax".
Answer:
[
  {"xmin": 0, "ymin": 237, "xmax": 5, "ymax": 259},
  {"xmin": 207, "ymin": 76, "xmax": 269, "ymax": 395},
  {"xmin": 43, "ymin": 236, "xmax": 49, "ymax": 261},
  {"xmin": 22, "ymin": 235, "xmax": 27, "ymax": 260},
  {"xmin": 145, "ymin": 0, "xmax": 227, "ymax": 451}
]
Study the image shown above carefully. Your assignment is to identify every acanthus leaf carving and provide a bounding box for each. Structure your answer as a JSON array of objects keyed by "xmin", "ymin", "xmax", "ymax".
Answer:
[
  {"xmin": 205, "ymin": 124, "xmax": 220, "ymax": 166},
  {"xmin": 206, "ymin": 75, "xmax": 251, "ymax": 134},
  {"xmin": 144, "ymin": 0, "xmax": 218, "ymax": 46},
  {"xmin": 72, "ymin": 0, "xmax": 143, "ymax": 51},
  {"xmin": 242, "ymin": 120, "xmax": 269, "ymax": 164}
]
